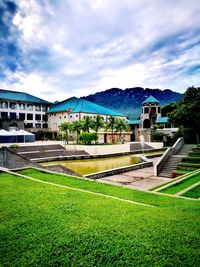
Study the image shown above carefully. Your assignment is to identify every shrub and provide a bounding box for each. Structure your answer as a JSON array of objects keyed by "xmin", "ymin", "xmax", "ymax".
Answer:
[
  {"xmin": 79, "ymin": 132, "xmax": 98, "ymax": 145},
  {"xmin": 10, "ymin": 144, "xmax": 19, "ymax": 149}
]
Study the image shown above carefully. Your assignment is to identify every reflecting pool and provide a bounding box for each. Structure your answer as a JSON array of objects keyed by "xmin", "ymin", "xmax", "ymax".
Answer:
[{"xmin": 43, "ymin": 155, "xmax": 141, "ymax": 175}]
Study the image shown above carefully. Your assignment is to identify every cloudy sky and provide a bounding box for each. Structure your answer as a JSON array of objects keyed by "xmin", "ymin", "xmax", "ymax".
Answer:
[{"xmin": 0, "ymin": 0, "xmax": 200, "ymax": 101}]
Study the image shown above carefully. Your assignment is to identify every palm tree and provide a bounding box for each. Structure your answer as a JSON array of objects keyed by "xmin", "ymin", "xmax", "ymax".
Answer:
[
  {"xmin": 106, "ymin": 116, "xmax": 116, "ymax": 143},
  {"xmin": 82, "ymin": 116, "xmax": 93, "ymax": 133},
  {"xmin": 70, "ymin": 120, "xmax": 83, "ymax": 144},
  {"xmin": 90, "ymin": 115, "xmax": 104, "ymax": 144},
  {"xmin": 58, "ymin": 122, "xmax": 70, "ymax": 143},
  {"xmin": 115, "ymin": 118, "xmax": 128, "ymax": 143}
]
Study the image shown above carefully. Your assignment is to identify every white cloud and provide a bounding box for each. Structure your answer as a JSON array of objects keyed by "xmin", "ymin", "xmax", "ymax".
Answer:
[{"xmin": 1, "ymin": 0, "xmax": 199, "ymax": 98}]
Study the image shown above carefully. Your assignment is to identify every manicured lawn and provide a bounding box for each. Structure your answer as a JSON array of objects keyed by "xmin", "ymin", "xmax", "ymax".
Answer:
[
  {"xmin": 1, "ymin": 171, "xmax": 200, "ymax": 266},
  {"xmin": 182, "ymin": 185, "xmax": 200, "ymax": 199},
  {"xmin": 160, "ymin": 173, "xmax": 200, "ymax": 195},
  {"xmin": 17, "ymin": 168, "xmax": 194, "ymax": 207}
]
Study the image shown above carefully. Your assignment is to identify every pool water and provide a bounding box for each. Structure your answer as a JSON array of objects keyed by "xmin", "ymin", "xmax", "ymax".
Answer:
[{"xmin": 43, "ymin": 155, "xmax": 141, "ymax": 175}]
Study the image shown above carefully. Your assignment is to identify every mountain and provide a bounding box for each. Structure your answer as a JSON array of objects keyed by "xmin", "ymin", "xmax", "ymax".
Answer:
[{"xmin": 81, "ymin": 87, "xmax": 182, "ymax": 119}]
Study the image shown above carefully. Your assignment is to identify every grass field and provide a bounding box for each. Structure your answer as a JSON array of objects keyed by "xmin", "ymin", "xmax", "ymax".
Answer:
[
  {"xmin": 160, "ymin": 173, "xmax": 200, "ymax": 195},
  {"xmin": 1, "ymin": 170, "xmax": 200, "ymax": 266},
  {"xmin": 182, "ymin": 185, "xmax": 200, "ymax": 199}
]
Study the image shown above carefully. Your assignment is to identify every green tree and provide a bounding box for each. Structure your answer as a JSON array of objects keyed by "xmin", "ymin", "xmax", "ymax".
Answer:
[
  {"xmin": 106, "ymin": 116, "xmax": 116, "ymax": 143},
  {"xmin": 82, "ymin": 116, "xmax": 93, "ymax": 133},
  {"xmin": 69, "ymin": 120, "xmax": 83, "ymax": 144},
  {"xmin": 115, "ymin": 118, "xmax": 128, "ymax": 142},
  {"xmin": 58, "ymin": 122, "xmax": 70, "ymax": 143},
  {"xmin": 79, "ymin": 132, "xmax": 98, "ymax": 145},
  {"xmin": 91, "ymin": 115, "xmax": 104, "ymax": 133},
  {"xmin": 169, "ymin": 86, "xmax": 200, "ymax": 143},
  {"xmin": 161, "ymin": 102, "xmax": 176, "ymax": 117}
]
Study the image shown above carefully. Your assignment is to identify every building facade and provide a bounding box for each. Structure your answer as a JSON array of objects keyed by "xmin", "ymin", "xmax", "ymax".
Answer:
[{"xmin": 0, "ymin": 89, "xmax": 50, "ymax": 131}]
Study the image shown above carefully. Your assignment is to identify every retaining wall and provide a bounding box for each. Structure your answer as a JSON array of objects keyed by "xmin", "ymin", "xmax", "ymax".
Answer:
[{"xmin": 85, "ymin": 161, "xmax": 153, "ymax": 179}]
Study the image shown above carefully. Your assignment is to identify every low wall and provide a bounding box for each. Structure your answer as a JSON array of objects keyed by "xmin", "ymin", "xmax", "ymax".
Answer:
[
  {"xmin": 85, "ymin": 161, "xmax": 153, "ymax": 179},
  {"xmin": 71, "ymin": 143, "xmax": 130, "ymax": 155}
]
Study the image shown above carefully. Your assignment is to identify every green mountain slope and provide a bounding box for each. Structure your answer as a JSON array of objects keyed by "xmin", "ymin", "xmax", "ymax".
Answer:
[{"xmin": 82, "ymin": 87, "xmax": 182, "ymax": 119}]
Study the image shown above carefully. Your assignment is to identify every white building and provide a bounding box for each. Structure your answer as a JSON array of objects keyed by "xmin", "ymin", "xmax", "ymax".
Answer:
[{"xmin": 0, "ymin": 89, "xmax": 50, "ymax": 131}]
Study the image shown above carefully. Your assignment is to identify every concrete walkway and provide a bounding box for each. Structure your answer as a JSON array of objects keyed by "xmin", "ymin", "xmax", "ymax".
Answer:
[{"xmin": 98, "ymin": 157, "xmax": 171, "ymax": 191}]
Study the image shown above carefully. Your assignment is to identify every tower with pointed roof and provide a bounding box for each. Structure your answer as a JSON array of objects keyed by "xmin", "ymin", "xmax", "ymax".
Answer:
[{"xmin": 140, "ymin": 95, "xmax": 161, "ymax": 128}]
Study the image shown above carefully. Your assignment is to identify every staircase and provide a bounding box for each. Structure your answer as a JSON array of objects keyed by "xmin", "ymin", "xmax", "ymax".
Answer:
[{"xmin": 158, "ymin": 144, "xmax": 194, "ymax": 178}]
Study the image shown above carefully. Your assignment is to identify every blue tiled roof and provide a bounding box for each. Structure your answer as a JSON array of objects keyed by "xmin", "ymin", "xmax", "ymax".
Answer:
[
  {"xmin": 143, "ymin": 95, "xmax": 160, "ymax": 104},
  {"xmin": 156, "ymin": 117, "xmax": 168, "ymax": 123},
  {"xmin": 127, "ymin": 119, "xmax": 140, "ymax": 125},
  {"xmin": 0, "ymin": 89, "xmax": 50, "ymax": 104},
  {"xmin": 49, "ymin": 97, "xmax": 125, "ymax": 117}
]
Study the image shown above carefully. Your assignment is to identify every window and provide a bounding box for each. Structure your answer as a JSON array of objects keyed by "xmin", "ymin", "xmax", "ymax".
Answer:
[
  {"xmin": 42, "ymin": 114, "xmax": 48, "ymax": 121},
  {"xmin": 19, "ymin": 113, "xmax": 25, "ymax": 120},
  {"xmin": 35, "ymin": 114, "xmax": 41, "ymax": 120},
  {"xmin": 70, "ymin": 115, "xmax": 72, "ymax": 118},
  {"xmin": 27, "ymin": 104, "xmax": 33, "ymax": 110},
  {"xmin": 64, "ymin": 116, "xmax": 66, "ymax": 119},
  {"xmin": 1, "ymin": 102, "xmax": 8, "ymax": 109},
  {"xmin": 43, "ymin": 123, "xmax": 48, "ymax": 128},
  {"xmin": 26, "ymin": 123, "xmax": 33, "ymax": 128},
  {"xmin": 76, "ymin": 114, "xmax": 78, "ymax": 117},
  {"xmin": 9, "ymin": 102, "xmax": 16, "ymax": 109},
  {"xmin": 10, "ymin": 112, "xmax": 16, "ymax": 119},
  {"xmin": 59, "ymin": 116, "xmax": 62, "ymax": 119},
  {"xmin": 158, "ymin": 107, "xmax": 161, "ymax": 113},
  {"xmin": 42, "ymin": 106, "xmax": 47, "ymax": 112},
  {"xmin": 19, "ymin": 103, "xmax": 25, "ymax": 110},
  {"xmin": 35, "ymin": 123, "xmax": 41, "ymax": 128},
  {"xmin": 144, "ymin": 107, "xmax": 149, "ymax": 114},
  {"xmin": 1, "ymin": 112, "xmax": 8, "ymax": 119},
  {"xmin": 35, "ymin": 105, "xmax": 41, "ymax": 111},
  {"xmin": 27, "ymin": 113, "xmax": 33, "ymax": 120},
  {"xmin": 151, "ymin": 107, "xmax": 156, "ymax": 113}
]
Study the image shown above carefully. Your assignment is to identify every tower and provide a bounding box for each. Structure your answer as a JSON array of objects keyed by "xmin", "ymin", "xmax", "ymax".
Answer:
[{"xmin": 140, "ymin": 95, "xmax": 161, "ymax": 128}]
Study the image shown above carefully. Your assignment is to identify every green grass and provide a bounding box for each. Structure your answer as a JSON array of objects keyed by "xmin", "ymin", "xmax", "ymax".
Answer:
[
  {"xmin": 16, "ymin": 168, "xmax": 195, "ymax": 207},
  {"xmin": 160, "ymin": 173, "xmax": 200, "ymax": 195},
  {"xmin": 1, "ymin": 171, "xmax": 200, "ymax": 266},
  {"xmin": 182, "ymin": 185, "xmax": 200, "ymax": 199}
]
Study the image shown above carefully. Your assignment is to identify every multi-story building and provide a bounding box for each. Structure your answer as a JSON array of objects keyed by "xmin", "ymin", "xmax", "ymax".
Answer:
[
  {"xmin": 48, "ymin": 96, "xmax": 129, "ymax": 142},
  {"xmin": 0, "ymin": 89, "xmax": 50, "ymax": 131}
]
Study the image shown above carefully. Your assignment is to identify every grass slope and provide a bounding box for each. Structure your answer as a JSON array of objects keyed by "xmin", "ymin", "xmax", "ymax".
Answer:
[
  {"xmin": 17, "ymin": 168, "xmax": 195, "ymax": 207},
  {"xmin": 182, "ymin": 185, "xmax": 200, "ymax": 199},
  {"xmin": 160, "ymin": 173, "xmax": 200, "ymax": 195},
  {"xmin": 0, "ymin": 171, "xmax": 200, "ymax": 266}
]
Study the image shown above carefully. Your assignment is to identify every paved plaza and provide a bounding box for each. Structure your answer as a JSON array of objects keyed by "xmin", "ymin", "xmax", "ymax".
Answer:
[{"xmin": 98, "ymin": 157, "xmax": 171, "ymax": 191}]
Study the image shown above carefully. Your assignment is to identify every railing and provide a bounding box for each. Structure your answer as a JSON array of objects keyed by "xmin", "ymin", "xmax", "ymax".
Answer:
[{"xmin": 154, "ymin": 137, "xmax": 184, "ymax": 176}]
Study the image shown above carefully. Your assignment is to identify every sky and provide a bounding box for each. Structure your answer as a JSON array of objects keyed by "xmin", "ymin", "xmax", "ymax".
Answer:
[{"xmin": 0, "ymin": 0, "xmax": 200, "ymax": 101}]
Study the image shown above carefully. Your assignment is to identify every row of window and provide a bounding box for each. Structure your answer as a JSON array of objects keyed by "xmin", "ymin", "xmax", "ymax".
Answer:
[
  {"xmin": 142, "ymin": 107, "xmax": 161, "ymax": 114},
  {"xmin": 0, "ymin": 102, "xmax": 48, "ymax": 111},
  {"xmin": 25, "ymin": 123, "xmax": 48, "ymax": 129},
  {"xmin": 0, "ymin": 112, "xmax": 48, "ymax": 121}
]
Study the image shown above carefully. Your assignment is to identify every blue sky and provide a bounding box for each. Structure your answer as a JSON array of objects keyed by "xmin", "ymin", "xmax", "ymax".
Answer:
[{"xmin": 0, "ymin": 0, "xmax": 200, "ymax": 101}]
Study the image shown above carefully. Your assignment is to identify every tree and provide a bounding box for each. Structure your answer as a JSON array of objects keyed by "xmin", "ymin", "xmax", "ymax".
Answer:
[
  {"xmin": 161, "ymin": 102, "xmax": 176, "ymax": 117},
  {"xmin": 115, "ymin": 118, "xmax": 128, "ymax": 142},
  {"xmin": 58, "ymin": 122, "xmax": 70, "ymax": 143},
  {"xmin": 91, "ymin": 115, "xmax": 104, "ymax": 133},
  {"xmin": 82, "ymin": 116, "xmax": 93, "ymax": 133},
  {"xmin": 69, "ymin": 120, "xmax": 83, "ymax": 144},
  {"xmin": 169, "ymin": 86, "xmax": 200, "ymax": 143},
  {"xmin": 106, "ymin": 116, "xmax": 116, "ymax": 143}
]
